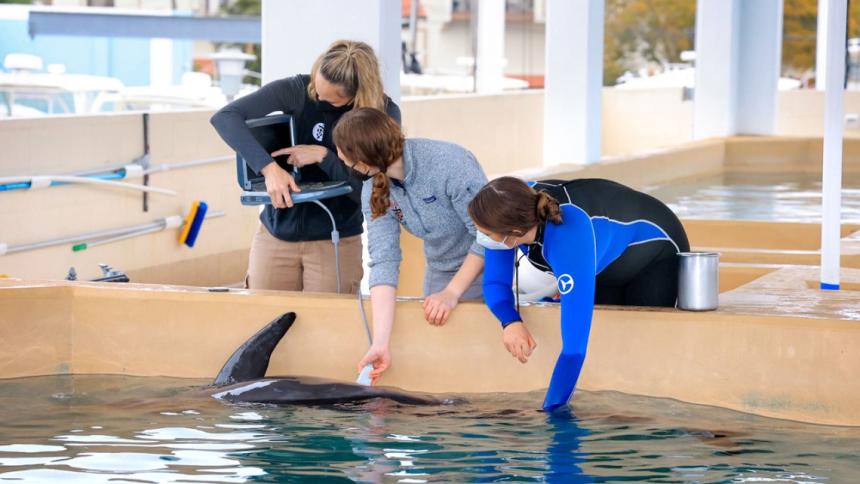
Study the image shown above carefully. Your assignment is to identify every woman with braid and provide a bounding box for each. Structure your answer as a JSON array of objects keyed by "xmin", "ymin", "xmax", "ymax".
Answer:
[{"xmin": 332, "ymin": 107, "xmax": 488, "ymax": 384}]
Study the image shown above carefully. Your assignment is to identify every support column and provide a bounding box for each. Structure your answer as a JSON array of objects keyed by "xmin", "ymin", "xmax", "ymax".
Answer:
[
  {"xmin": 693, "ymin": 0, "xmax": 783, "ymax": 138},
  {"xmin": 261, "ymin": 0, "xmax": 401, "ymax": 103},
  {"xmin": 736, "ymin": 0, "xmax": 783, "ymax": 135},
  {"xmin": 693, "ymin": 0, "xmax": 740, "ymax": 139},
  {"xmin": 543, "ymin": 0, "xmax": 603, "ymax": 166},
  {"xmin": 820, "ymin": 0, "xmax": 847, "ymax": 290},
  {"xmin": 475, "ymin": 0, "xmax": 506, "ymax": 93}
]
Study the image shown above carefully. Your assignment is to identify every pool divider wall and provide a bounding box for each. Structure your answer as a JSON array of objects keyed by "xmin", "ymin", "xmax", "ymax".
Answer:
[
  {"xmin": 724, "ymin": 136, "xmax": 860, "ymax": 174},
  {"xmin": 0, "ymin": 280, "xmax": 857, "ymax": 427}
]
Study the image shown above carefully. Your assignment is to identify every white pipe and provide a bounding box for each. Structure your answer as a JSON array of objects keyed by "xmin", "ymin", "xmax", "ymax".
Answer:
[
  {"xmin": 0, "ymin": 176, "xmax": 176, "ymax": 196},
  {"xmin": 2, "ymin": 211, "xmax": 225, "ymax": 256},
  {"xmin": 820, "ymin": 0, "xmax": 847, "ymax": 290},
  {"xmin": 4, "ymin": 222, "xmax": 163, "ymax": 255},
  {"xmin": 79, "ymin": 224, "xmax": 166, "ymax": 250},
  {"xmin": 143, "ymin": 155, "xmax": 232, "ymax": 175},
  {"xmin": 77, "ymin": 211, "xmax": 225, "ymax": 250}
]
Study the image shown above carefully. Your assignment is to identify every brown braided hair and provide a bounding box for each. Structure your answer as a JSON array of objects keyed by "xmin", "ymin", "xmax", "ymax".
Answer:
[
  {"xmin": 332, "ymin": 107, "xmax": 404, "ymax": 219},
  {"xmin": 468, "ymin": 177, "xmax": 563, "ymax": 234}
]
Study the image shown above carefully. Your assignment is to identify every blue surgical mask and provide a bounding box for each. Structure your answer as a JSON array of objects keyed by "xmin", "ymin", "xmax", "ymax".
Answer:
[{"xmin": 476, "ymin": 230, "xmax": 514, "ymax": 251}]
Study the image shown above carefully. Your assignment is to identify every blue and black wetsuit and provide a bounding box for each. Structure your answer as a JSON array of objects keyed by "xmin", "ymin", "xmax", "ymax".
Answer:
[{"xmin": 483, "ymin": 179, "xmax": 689, "ymax": 410}]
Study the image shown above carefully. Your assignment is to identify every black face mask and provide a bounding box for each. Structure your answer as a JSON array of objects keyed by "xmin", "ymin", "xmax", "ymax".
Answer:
[
  {"xmin": 317, "ymin": 98, "xmax": 353, "ymax": 114},
  {"xmin": 348, "ymin": 165, "xmax": 373, "ymax": 182}
]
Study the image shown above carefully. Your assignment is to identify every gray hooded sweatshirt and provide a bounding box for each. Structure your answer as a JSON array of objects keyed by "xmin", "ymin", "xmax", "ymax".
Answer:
[{"xmin": 364, "ymin": 138, "xmax": 488, "ymax": 289}]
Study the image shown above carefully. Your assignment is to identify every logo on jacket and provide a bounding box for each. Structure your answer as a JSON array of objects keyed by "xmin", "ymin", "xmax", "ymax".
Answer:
[
  {"xmin": 422, "ymin": 195, "xmax": 437, "ymax": 203},
  {"xmin": 312, "ymin": 123, "xmax": 325, "ymax": 142},
  {"xmin": 390, "ymin": 200, "xmax": 404, "ymax": 222},
  {"xmin": 556, "ymin": 274, "xmax": 575, "ymax": 295}
]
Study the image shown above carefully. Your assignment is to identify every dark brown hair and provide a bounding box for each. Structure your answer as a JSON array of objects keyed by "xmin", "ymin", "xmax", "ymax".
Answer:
[
  {"xmin": 333, "ymin": 107, "xmax": 404, "ymax": 219},
  {"xmin": 468, "ymin": 177, "xmax": 563, "ymax": 234}
]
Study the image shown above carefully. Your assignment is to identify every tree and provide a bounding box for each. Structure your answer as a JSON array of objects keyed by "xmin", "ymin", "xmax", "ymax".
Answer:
[
  {"xmin": 604, "ymin": 0, "xmax": 696, "ymax": 86},
  {"xmin": 783, "ymin": 0, "xmax": 860, "ymax": 78}
]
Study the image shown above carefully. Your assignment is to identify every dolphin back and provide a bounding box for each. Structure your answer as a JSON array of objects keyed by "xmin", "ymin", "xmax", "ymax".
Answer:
[{"xmin": 212, "ymin": 312, "xmax": 296, "ymax": 386}]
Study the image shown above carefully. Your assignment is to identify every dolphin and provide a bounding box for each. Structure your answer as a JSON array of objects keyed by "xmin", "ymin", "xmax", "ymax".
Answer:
[{"xmin": 210, "ymin": 312, "xmax": 455, "ymax": 406}]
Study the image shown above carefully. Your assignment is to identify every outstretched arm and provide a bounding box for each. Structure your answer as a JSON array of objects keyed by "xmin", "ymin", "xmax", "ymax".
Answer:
[{"xmin": 541, "ymin": 207, "xmax": 597, "ymax": 411}]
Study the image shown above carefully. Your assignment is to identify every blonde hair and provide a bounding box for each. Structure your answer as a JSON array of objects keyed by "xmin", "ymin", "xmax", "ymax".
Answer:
[{"xmin": 307, "ymin": 40, "xmax": 386, "ymax": 110}]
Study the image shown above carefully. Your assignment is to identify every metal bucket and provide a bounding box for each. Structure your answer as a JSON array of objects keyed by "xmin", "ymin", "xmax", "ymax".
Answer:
[{"xmin": 677, "ymin": 252, "xmax": 720, "ymax": 311}]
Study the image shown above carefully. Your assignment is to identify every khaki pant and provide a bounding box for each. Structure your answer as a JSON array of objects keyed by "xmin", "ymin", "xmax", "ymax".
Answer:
[{"xmin": 246, "ymin": 225, "xmax": 363, "ymax": 294}]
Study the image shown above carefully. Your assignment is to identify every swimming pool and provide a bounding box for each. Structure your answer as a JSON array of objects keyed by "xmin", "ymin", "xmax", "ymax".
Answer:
[
  {"xmin": 648, "ymin": 172, "xmax": 860, "ymax": 222},
  {"xmin": 0, "ymin": 375, "xmax": 857, "ymax": 482}
]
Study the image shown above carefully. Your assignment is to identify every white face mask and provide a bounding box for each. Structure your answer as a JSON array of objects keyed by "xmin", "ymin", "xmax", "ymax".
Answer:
[{"xmin": 476, "ymin": 230, "xmax": 514, "ymax": 251}]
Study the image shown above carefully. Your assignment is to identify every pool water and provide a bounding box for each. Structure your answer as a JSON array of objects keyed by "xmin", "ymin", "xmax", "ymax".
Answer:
[
  {"xmin": 0, "ymin": 375, "xmax": 857, "ymax": 482},
  {"xmin": 647, "ymin": 172, "xmax": 860, "ymax": 222}
]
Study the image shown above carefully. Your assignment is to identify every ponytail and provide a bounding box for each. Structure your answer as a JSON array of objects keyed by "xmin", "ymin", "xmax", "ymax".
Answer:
[{"xmin": 535, "ymin": 191, "xmax": 563, "ymax": 224}]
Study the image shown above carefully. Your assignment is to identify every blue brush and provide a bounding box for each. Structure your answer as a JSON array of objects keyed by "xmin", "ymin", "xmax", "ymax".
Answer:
[{"xmin": 183, "ymin": 200, "xmax": 208, "ymax": 247}]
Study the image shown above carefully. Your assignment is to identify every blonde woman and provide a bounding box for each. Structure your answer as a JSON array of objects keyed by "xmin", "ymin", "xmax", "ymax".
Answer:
[
  {"xmin": 212, "ymin": 40, "xmax": 401, "ymax": 293},
  {"xmin": 332, "ymin": 108, "xmax": 488, "ymax": 384}
]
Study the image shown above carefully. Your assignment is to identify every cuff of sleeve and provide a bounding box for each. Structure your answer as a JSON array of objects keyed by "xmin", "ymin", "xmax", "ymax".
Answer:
[
  {"xmin": 368, "ymin": 267, "xmax": 400, "ymax": 289},
  {"xmin": 493, "ymin": 306, "xmax": 522, "ymax": 328},
  {"xmin": 247, "ymin": 156, "xmax": 274, "ymax": 175},
  {"xmin": 469, "ymin": 242, "xmax": 485, "ymax": 258},
  {"xmin": 368, "ymin": 279, "xmax": 399, "ymax": 290}
]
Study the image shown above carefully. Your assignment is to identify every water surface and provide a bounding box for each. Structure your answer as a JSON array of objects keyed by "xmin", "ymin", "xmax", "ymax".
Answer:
[{"xmin": 0, "ymin": 375, "xmax": 857, "ymax": 482}]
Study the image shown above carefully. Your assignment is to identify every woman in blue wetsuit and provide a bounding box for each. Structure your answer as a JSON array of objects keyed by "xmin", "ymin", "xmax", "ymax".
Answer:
[{"xmin": 468, "ymin": 177, "xmax": 690, "ymax": 411}]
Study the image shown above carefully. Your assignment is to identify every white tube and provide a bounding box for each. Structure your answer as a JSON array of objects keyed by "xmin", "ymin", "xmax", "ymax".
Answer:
[
  {"xmin": 80, "ymin": 211, "xmax": 225, "ymax": 250},
  {"xmin": 143, "ymin": 155, "xmax": 232, "ymax": 175},
  {"xmin": 82, "ymin": 225, "xmax": 164, "ymax": 249},
  {"xmin": 0, "ymin": 176, "xmax": 176, "ymax": 196},
  {"xmin": 2, "ymin": 211, "xmax": 225, "ymax": 256},
  {"xmin": 820, "ymin": 0, "xmax": 847, "ymax": 290}
]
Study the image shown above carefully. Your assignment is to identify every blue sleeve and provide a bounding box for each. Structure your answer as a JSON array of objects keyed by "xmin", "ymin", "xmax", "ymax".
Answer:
[
  {"xmin": 482, "ymin": 247, "xmax": 522, "ymax": 327},
  {"xmin": 541, "ymin": 207, "xmax": 597, "ymax": 411}
]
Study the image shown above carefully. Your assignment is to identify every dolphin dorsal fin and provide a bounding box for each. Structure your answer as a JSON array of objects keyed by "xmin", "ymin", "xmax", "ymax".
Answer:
[{"xmin": 212, "ymin": 312, "xmax": 296, "ymax": 386}]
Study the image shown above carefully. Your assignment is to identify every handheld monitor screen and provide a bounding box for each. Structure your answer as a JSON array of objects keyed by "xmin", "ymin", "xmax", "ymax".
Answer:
[{"xmin": 245, "ymin": 114, "xmax": 295, "ymax": 175}]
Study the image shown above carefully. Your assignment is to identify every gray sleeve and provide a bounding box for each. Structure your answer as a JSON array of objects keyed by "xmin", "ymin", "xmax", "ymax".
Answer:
[
  {"xmin": 363, "ymin": 182, "xmax": 402, "ymax": 288},
  {"xmin": 210, "ymin": 76, "xmax": 306, "ymax": 174},
  {"xmin": 447, "ymin": 150, "xmax": 489, "ymax": 257}
]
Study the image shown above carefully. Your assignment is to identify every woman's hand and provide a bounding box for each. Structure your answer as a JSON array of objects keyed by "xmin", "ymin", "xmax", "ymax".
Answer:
[
  {"xmin": 423, "ymin": 288, "xmax": 459, "ymax": 326},
  {"xmin": 357, "ymin": 344, "xmax": 391, "ymax": 385},
  {"xmin": 271, "ymin": 145, "xmax": 328, "ymax": 167},
  {"xmin": 502, "ymin": 322, "xmax": 537, "ymax": 363},
  {"xmin": 261, "ymin": 162, "xmax": 301, "ymax": 209}
]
